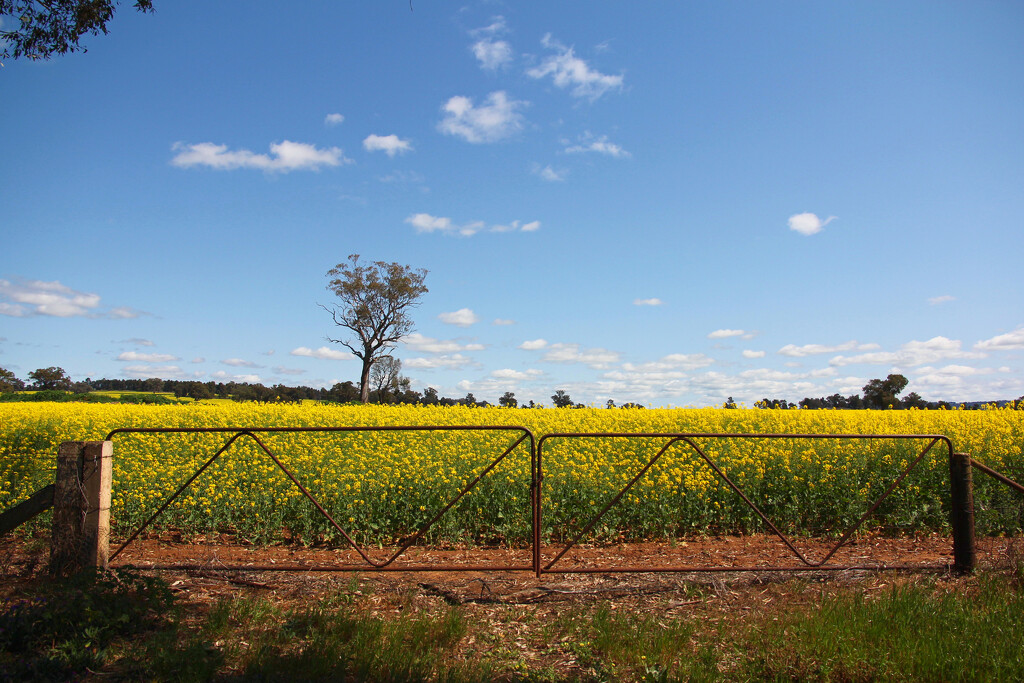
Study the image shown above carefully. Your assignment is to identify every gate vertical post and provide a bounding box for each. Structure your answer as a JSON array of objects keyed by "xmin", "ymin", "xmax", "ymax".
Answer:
[
  {"xmin": 50, "ymin": 441, "xmax": 112, "ymax": 575},
  {"xmin": 949, "ymin": 451, "xmax": 976, "ymax": 574}
]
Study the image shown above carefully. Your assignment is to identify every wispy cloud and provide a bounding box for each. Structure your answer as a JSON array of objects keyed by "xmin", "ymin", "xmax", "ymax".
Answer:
[
  {"xmin": 438, "ymin": 308, "xmax": 480, "ymax": 327},
  {"xmin": 405, "ymin": 213, "xmax": 539, "ymax": 236},
  {"xmin": 519, "ymin": 339, "xmax": 548, "ymax": 351},
  {"xmin": 222, "ymin": 358, "xmax": 263, "ymax": 368},
  {"xmin": 533, "ymin": 164, "xmax": 567, "ymax": 182},
  {"xmin": 116, "ymin": 338, "xmax": 155, "ymax": 347},
  {"xmin": 928, "ymin": 295, "xmax": 956, "ymax": 306},
  {"xmin": 563, "ymin": 132, "xmax": 630, "ymax": 158},
  {"xmin": 527, "ymin": 34, "xmax": 624, "ymax": 101},
  {"xmin": 493, "ymin": 318, "xmax": 516, "ymax": 326},
  {"xmin": 171, "ymin": 141, "xmax": 351, "ymax": 172},
  {"xmin": 778, "ymin": 340, "xmax": 878, "ymax": 357},
  {"xmin": 743, "ymin": 350, "xmax": 766, "ymax": 359},
  {"xmin": 472, "ymin": 39, "xmax": 513, "ymax": 70},
  {"xmin": 470, "ymin": 16, "xmax": 513, "ymax": 71},
  {"xmin": 405, "ymin": 354, "xmax": 476, "ymax": 370},
  {"xmin": 363, "ymin": 134, "xmax": 413, "ymax": 157},
  {"xmin": 788, "ymin": 212, "xmax": 836, "ymax": 236},
  {"xmin": 438, "ymin": 91, "xmax": 526, "ymax": 143},
  {"xmin": 0, "ymin": 278, "xmax": 144, "ymax": 319},
  {"xmin": 491, "ymin": 368, "xmax": 543, "ymax": 380},
  {"xmin": 116, "ymin": 351, "xmax": 179, "ymax": 362},
  {"xmin": 633, "ymin": 298, "xmax": 663, "ymax": 306},
  {"xmin": 324, "ymin": 113, "xmax": 345, "ymax": 126}
]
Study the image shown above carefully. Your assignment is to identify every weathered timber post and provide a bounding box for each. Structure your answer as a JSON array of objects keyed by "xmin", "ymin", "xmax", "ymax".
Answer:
[
  {"xmin": 949, "ymin": 451, "xmax": 976, "ymax": 574},
  {"xmin": 50, "ymin": 441, "xmax": 112, "ymax": 575}
]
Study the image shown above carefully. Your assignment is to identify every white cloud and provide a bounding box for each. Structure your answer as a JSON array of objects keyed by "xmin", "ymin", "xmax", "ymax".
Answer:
[
  {"xmin": 405, "ymin": 213, "xmax": 538, "ymax": 237},
  {"xmin": 211, "ymin": 370, "xmax": 262, "ymax": 383},
  {"xmin": 122, "ymin": 364, "xmax": 196, "ymax": 380},
  {"xmin": 527, "ymin": 34, "xmax": 624, "ymax": 101},
  {"xmin": 491, "ymin": 368, "xmax": 543, "ymax": 381},
  {"xmin": 621, "ymin": 353, "xmax": 715, "ymax": 373},
  {"xmin": 563, "ymin": 132, "xmax": 630, "ymax": 158},
  {"xmin": 222, "ymin": 358, "xmax": 262, "ymax": 368},
  {"xmin": 438, "ymin": 308, "xmax": 480, "ymax": 327},
  {"xmin": 116, "ymin": 351, "xmax": 179, "ymax": 362},
  {"xmin": 928, "ymin": 295, "xmax": 956, "ymax": 306},
  {"xmin": 708, "ymin": 329, "xmax": 746, "ymax": 339},
  {"xmin": 402, "ymin": 333, "xmax": 484, "ymax": 354},
  {"xmin": 534, "ymin": 164, "xmax": 567, "ymax": 182},
  {"xmin": 117, "ymin": 338, "xmax": 155, "ymax": 347},
  {"xmin": 438, "ymin": 91, "xmax": 526, "ymax": 143},
  {"xmin": 406, "ymin": 213, "xmax": 453, "ymax": 234},
  {"xmin": 519, "ymin": 339, "xmax": 548, "ymax": 351},
  {"xmin": 363, "ymin": 134, "xmax": 413, "ymax": 157},
  {"xmin": 0, "ymin": 278, "xmax": 140, "ymax": 318},
  {"xmin": 493, "ymin": 318, "xmax": 516, "ymax": 326},
  {"xmin": 633, "ymin": 298, "xmax": 662, "ymax": 306},
  {"xmin": 778, "ymin": 340, "xmax": 878, "ymax": 357},
  {"xmin": 405, "ymin": 354, "xmax": 475, "ymax": 370},
  {"xmin": 112, "ymin": 306, "xmax": 146, "ymax": 319},
  {"xmin": 743, "ymin": 350, "xmax": 766, "ymax": 359},
  {"xmin": 171, "ymin": 140, "xmax": 351, "ymax": 172},
  {"xmin": 273, "ymin": 366, "xmax": 306, "ymax": 376},
  {"xmin": 542, "ymin": 343, "xmax": 620, "ymax": 369},
  {"xmin": 788, "ymin": 212, "xmax": 836, "ymax": 236},
  {"xmin": 324, "ymin": 113, "xmax": 345, "ymax": 126},
  {"xmin": 975, "ymin": 327, "xmax": 1024, "ymax": 351},
  {"xmin": 472, "ymin": 38, "xmax": 513, "ymax": 70},
  {"xmin": 290, "ymin": 346, "xmax": 350, "ymax": 360},
  {"xmin": 829, "ymin": 336, "xmax": 985, "ymax": 367}
]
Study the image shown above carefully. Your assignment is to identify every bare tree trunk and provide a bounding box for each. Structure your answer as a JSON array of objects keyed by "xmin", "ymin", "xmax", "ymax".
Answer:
[{"xmin": 359, "ymin": 356, "xmax": 372, "ymax": 403}]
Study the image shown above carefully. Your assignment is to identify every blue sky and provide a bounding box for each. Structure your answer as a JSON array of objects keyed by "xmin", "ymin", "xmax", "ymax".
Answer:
[{"xmin": 2, "ymin": 1, "xmax": 1023, "ymax": 406}]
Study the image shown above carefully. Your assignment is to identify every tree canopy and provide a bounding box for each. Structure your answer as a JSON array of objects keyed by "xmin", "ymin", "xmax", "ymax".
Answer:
[
  {"xmin": 862, "ymin": 373, "xmax": 909, "ymax": 409},
  {"xmin": 28, "ymin": 366, "xmax": 72, "ymax": 390},
  {"xmin": 1, "ymin": 0, "xmax": 154, "ymax": 60},
  {"xmin": 323, "ymin": 255, "xmax": 428, "ymax": 403}
]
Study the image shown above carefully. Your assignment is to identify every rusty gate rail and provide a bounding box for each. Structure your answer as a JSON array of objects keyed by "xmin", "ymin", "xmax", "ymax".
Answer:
[
  {"xmin": 537, "ymin": 433, "xmax": 954, "ymax": 574},
  {"xmin": 105, "ymin": 426, "xmax": 537, "ymax": 572},
  {"xmin": 969, "ymin": 458, "xmax": 1024, "ymax": 496}
]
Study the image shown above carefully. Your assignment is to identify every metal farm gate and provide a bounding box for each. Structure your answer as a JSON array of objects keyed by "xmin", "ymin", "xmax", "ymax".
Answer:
[{"xmin": 6, "ymin": 426, "xmax": 1023, "ymax": 576}]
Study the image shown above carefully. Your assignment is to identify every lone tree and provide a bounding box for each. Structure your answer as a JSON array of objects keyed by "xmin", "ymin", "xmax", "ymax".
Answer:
[
  {"xmin": 862, "ymin": 373, "xmax": 909, "ymax": 409},
  {"xmin": 1, "ymin": 0, "xmax": 155, "ymax": 60},
  {"xmin": 323, "ymin": 255, "xmax": 428, "ymax": 403},
  {"xmin": 551, "ymin": 389, "xmax": 573, "ymax": 408},
  {"xmin": 28, "ymin": 366, "xmax": 72, "ymax": 390}
]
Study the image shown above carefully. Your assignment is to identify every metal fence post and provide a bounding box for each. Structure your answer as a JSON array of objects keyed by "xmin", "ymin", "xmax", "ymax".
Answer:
[
  {"xmin": 949, "ymin": 451, "xmax": 976, "ymax": 574},
  {"xmin": 50, "ymin": 441, "xmax": 112, "ymax": 575}
]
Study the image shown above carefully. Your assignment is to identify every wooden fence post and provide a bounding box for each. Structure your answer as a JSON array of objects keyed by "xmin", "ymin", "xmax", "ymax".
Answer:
[
  {"xmin": 949, "ymin": 451, "xmax": 976, "ymax": 574},
  {"xmin": 50, "ymin": 441, "xmax": 112, "ymax": 575}
]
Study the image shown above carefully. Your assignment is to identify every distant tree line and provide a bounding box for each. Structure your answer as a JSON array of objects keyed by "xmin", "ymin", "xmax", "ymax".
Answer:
[
  {"xmin": 754, "ymin": 373, "xmax": 1021, "ymax": 410},
  {"xmin": 2, "ymin": 366, "xmax": 1021, "ymax": 409}
]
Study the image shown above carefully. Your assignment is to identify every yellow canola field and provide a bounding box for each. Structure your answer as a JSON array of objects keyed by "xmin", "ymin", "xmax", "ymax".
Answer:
[{"xmin": 1, "ymin": 402, "xmax": 1021, "ymax": 543}]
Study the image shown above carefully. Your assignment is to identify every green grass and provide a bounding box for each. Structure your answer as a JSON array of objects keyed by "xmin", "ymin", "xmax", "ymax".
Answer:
[{"xmin": 4, "ymin": 568, "xmax": 1023, "ymax": 682}]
